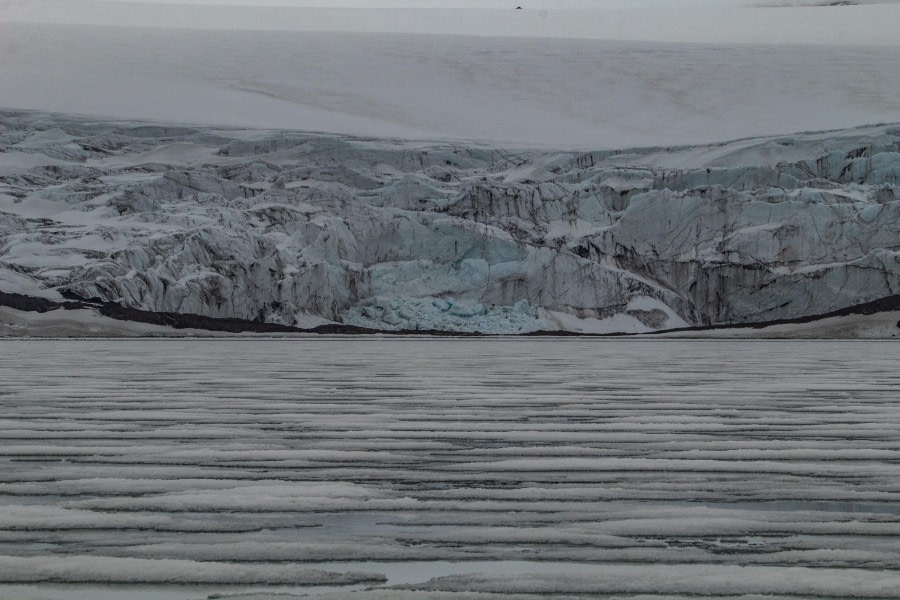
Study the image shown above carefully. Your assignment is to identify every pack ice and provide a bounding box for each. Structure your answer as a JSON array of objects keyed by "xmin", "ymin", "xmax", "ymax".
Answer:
[{"xmin": 1, "ymin": 111, "xmax": 898, "ymax": 334}]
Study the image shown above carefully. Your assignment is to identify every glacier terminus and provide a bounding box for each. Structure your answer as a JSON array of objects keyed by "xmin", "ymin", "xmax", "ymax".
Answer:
[{"xmin": 1, "ymin": 111, "xmax": 898, "ymax": 336}]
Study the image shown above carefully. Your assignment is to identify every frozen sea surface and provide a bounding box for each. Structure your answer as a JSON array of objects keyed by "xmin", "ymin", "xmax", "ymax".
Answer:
[{"xmin": 1, "ymin": 338, "xmax": 900, "ymax": 599}]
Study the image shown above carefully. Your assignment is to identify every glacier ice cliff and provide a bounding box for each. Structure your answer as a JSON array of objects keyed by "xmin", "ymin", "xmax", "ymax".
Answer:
[{"xmin": 1, "ymin": 111, "xmax": 898, "ymax": 333}]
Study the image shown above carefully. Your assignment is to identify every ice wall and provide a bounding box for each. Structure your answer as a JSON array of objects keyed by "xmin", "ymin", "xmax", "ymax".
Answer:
[{"xmin": 1, "ymin": 111, "xmax": 898, "ymax": 333}]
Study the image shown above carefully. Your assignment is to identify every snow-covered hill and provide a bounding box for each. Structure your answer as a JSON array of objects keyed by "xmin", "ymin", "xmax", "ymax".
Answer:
[
  {"xmin": 2, "ymin": 111, "xmax": 898, "ymax": 334},
  {"xmin": 3, "ymin": 25, "xmax": 899, "ymax": 150},
  {"xmin": 4, "ymin": 0, "xmax": 900, "ymax": 46}
]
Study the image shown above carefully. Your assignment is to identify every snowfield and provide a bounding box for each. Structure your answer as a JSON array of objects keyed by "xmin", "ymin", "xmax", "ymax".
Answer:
[
  {"xmin": 2, "ymin": 1, "xmax": 900, "ymax": 148},
  {"xmin": 1, "ymin": 26, "xmax": 899, "ymax": 149},
  {"xmin": 4, "ymin": 1, "xmax": 900, "ymax": 46},
  {"xmin": 1, "ymin": 338, "xmax": 899, "ymax": 598}
]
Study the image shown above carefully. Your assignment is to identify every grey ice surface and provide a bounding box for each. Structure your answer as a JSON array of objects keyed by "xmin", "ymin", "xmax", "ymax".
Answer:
[{"xmin": 1, "ymin": 338, "xmax": 900, "ymax": 598}]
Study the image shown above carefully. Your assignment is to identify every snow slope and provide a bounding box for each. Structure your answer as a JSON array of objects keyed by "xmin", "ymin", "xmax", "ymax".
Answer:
[
  {"xmin": 665, "ymin": 310, "xmax": 900, "ymax": 339},
  {"xmin": 1, "ymin": 111, "xmax": 898, "ymax": 334},
  {"xmin": 3, "ymin": 0, "xmax": 900, "ymax": 46},
  {"xmin": 2, "ymin": 0, "xmax": 900, "ymax": 149}
]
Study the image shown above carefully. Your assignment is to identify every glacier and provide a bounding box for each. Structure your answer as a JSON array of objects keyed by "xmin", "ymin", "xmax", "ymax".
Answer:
[{"xmin": 1, "ymin": 110, "xmax": 899, "ymax": 334}]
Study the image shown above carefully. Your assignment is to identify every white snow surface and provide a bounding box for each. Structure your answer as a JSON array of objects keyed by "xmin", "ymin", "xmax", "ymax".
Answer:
[
  {"xmin": 2, "ymin": 111, "xmax": 899, "ymax": 334},
  {"xmin": 664, "ymin": 311, "xmax": 900, "ymax": 339},
  {"xmin": 1, "ymin": 338, "xmax": 899, "ymax": 598},
  {"xmin": 3, "ymin": 1, "xmax": 900, "ymax": 46},
  {"xmin": 0, "ymin": 306, "xmax": 223, "ymax": 338},
  {"xmin": 1, "ymin": 16, "xmax": 899, "ymax": 148}
]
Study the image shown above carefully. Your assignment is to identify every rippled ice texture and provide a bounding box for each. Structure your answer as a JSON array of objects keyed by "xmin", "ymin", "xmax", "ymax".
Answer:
[{"xmin": 2, "ymin": 338, "xmax": 900, "ymax": 599}]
